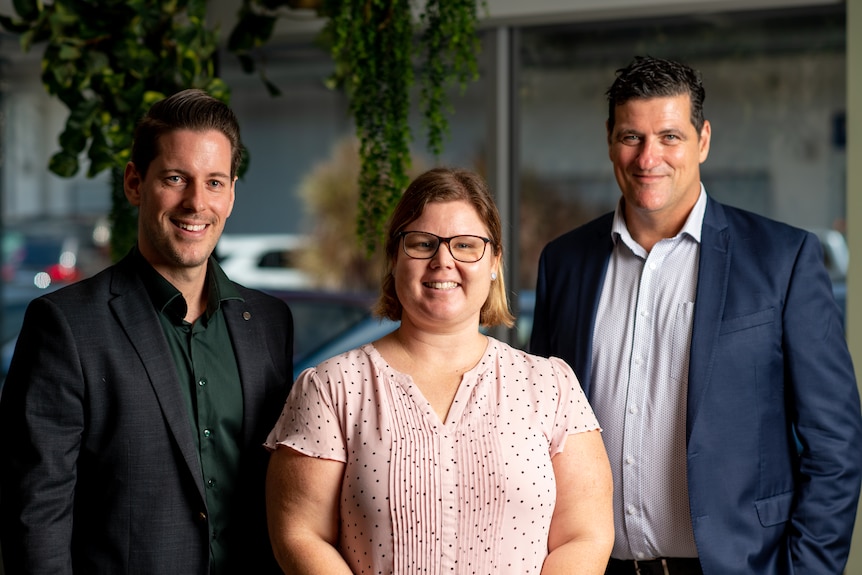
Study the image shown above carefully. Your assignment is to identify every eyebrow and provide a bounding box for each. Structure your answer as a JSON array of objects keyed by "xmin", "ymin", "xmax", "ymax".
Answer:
[{"xmin": 160, "ymin": 168, "xmax": 231, "ymax": 179}]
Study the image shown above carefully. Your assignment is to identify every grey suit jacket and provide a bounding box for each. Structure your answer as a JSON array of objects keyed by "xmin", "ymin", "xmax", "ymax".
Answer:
[{"xmin": 0, "ymin": 253, "xmax": 293, "ymax": 574}]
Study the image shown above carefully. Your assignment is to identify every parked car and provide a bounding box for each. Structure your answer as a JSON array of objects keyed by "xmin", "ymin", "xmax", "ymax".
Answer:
[
  {"xmin": 215, "ymin": 234, "xmax": 313, "ymax": 290},
  {"xmin": 811, "ymin": 228, "xmax": 849, "ymax": 321},
  {"xmin": 3, "ymin": 230, "xmax": 80, "ymax": 296},
  {"xmin": 267, "ymin": 289, "xmax": 379, "ymax": 362},
  {"xmin": 289, "ymin": 290, "xmax": 536, "ymax": 380}
]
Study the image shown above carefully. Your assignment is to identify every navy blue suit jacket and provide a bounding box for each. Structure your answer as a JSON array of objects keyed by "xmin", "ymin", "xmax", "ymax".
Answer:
[
  {"xmin": 530, "ymin": 198, "xmax": 862, "ymax": 574},
  {"xmin": 0, "ymin": 253, "xmax": 293, "ymax": 574}
]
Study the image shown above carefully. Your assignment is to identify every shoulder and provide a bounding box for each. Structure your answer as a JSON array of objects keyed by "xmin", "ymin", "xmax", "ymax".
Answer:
[
  {"xmin": 33, "ymin": 263, "xmax": 124, "ymax": 309},
  {"xmin": 489, "ymin": 339, "xmax": 578, "ymax": 386},
  {"xmin": 543, "ymin": 212, "xmax": 614, "ymax": 254},
  {"xmin": 231, "ymin": 285, "xmax": 292, "ymax": 316},
  {"xmin": 233, "ymin": 284, "xmax": 288, "ymax": 306},
  {"xmin": 708, "ymin": 199, "xmax": 812, "ymax": 244},
  {"xmin": 311, "ymin": 345, "xmax": 377, "ymax": 377}
]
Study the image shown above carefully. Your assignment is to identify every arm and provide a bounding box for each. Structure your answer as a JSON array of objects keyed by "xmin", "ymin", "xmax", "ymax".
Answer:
[
  {"xmin": 530, "ymin": 248, "xmax": 553, "ymax": 357},
  {"xmin": 0, "ymin": 298, "xmax": 83, "ymax": 574},
  {"xmin": 785, "ymin": 233, "xmax": 862, "ymax": 572},
  {"xmin": 266, "ymin": 446, "xmax": 353, "ymax": 575},
  {"xmin": 541, "ymin": 430, "xmax": 614, "ymax": 575}
]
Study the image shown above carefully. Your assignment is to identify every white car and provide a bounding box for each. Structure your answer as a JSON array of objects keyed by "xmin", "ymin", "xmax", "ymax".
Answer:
[{"xmin": 215, "ymin": 234, "xmax": 313, "ymax": 290}]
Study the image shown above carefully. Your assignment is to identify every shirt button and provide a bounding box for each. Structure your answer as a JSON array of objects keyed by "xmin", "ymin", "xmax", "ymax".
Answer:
[
  {"xmin": 198, "ymin": 378, "xmax": 207, "ymax": 387},
  {"xmin": 629, "ymin": 405, "xmax": 639, "ymax": 415},
  {"xmin": 203, "ymin": 429, "xmax": 212, "ymax": 438},
  {"xmin": 207, "ymin": 478, "xmax": 216, "ymax": 488},
  {"xmin": 625, "ymin": 456, "xmax": 635, "ymax": 465},
  {"xmin": 626, "ymin": 505, "xmax": 637, "ymax": 515}
]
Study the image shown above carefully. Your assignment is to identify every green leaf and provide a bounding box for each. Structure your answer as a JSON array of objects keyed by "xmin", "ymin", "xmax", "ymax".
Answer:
[
  {"xmin": 48, "ymin": 150, "xmax": 80, "ymax": 178},
  {"xmin": 58, "ymin": 43, "xmax": 82, "ymax": 60},
  {"xmin": 13, "ymin": 0, "xmax": 40, "ymax": 21}
]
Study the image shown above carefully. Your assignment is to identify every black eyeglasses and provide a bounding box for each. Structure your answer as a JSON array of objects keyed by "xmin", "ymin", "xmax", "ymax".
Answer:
[{"xmin": 398, "ymin": 231, "xmax": 491, "ymax": 263}]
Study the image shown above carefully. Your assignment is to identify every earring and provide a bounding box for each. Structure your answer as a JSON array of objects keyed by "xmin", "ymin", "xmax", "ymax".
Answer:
[{"xmin": 491, "ymin": 272, "xmax": 497, "ymax": 281}]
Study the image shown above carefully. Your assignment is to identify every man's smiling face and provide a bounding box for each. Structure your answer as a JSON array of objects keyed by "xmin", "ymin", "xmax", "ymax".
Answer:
[{"xmin": 124, "ymin": 128, "xmax": 235, "ymax": 278}]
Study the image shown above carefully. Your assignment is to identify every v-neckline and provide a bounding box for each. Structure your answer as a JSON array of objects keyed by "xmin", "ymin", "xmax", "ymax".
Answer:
[{"xmin": 367, "ymin": 339, "xmax": 492, "ymax": 429}]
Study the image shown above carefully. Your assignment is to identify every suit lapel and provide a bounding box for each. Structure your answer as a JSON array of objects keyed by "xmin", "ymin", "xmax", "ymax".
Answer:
[
  {"xmin": 686, "ymin": 200, "xmax": 730, "ymax": 441},
  {"xmin": 223, "ymin": 298, "xmax": 268, "ymax": 446},
  {"xmin": 109, "ymin": 259, "xmax": 206, "ymax": 502},
  {"xmin": 575, "ymin": 219, "xmax": 615, "ymax": 398}
]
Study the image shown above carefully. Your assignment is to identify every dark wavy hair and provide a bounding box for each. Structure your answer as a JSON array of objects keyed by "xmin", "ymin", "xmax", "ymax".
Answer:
[
  {"xmin": 130, "ymin": 89, "xmax": 243, "ymax": 179},
  {"xmin": 373, "ymin": 167, "xmax": 515, "ymax": 328},
  {"xmin": 606, "ymin": 56, "xmax": 706, "ymax": 137}
]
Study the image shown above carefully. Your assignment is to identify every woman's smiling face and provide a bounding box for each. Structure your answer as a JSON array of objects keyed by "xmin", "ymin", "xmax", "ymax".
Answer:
[{"xmin": 393, "ymin": 200, "xmax": 499, "ymax": 332}]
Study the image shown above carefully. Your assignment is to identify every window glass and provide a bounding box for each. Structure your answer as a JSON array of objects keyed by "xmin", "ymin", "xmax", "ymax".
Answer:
[{"xmin": 516, "ymin": 5, "xmax": 846, "ymax": 290}]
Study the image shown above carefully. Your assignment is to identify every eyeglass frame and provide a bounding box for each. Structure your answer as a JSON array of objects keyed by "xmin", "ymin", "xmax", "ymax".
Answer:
[{"xmin": 396, "ymin": 230, "xmax": 492, "ymax": 263}]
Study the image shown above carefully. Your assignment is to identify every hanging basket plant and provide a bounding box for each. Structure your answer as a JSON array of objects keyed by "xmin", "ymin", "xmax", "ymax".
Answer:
[{"xmin": 229, "ymin": 0, "xmax": 484, "ymax": 254}]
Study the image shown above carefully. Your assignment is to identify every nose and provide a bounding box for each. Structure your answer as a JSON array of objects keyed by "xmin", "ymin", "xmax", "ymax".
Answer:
[
  {"xmin": 182, "ymin": 181, "xmax": 206, "ymax": 211},
  {"xmin": 636, "ymin": 138, "xmax": 662, "ymax": 171},
  {"xmin": 429, "ymin": 239, "xmax": 455, "ymax": 267}
]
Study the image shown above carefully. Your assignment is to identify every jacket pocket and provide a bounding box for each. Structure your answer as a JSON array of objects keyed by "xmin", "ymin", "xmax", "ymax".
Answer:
[
  {"xmin": 754, "ymin": 490, "xmax": 794, "ymax": 526},
  {"xmin": 719, "ymin": 307, "xmax": 775, "ymax": 335}
]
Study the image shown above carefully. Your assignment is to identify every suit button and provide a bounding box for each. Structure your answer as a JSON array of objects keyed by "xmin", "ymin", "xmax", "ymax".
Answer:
[{"xmin": 198, "ymin": 511, "xmax": 207, "ymax": 522}]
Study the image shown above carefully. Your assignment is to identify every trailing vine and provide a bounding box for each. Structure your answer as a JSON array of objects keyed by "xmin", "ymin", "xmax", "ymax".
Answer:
[{"xmin": 229, "ymin": 0, "xmax": 483, "ymax": 254}]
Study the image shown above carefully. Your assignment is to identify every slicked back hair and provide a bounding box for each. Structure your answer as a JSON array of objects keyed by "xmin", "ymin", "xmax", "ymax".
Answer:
[
  {"xmin": 606, "ymin": 56, "xmax": 706, "ymax": 138},
  {"xmin": 130, "ymin": 89, "xmax": 243, "ymax": 180}
]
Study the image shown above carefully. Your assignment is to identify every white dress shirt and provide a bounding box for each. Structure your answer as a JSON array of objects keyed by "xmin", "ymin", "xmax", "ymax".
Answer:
[{"xmin": 591, "ymin": 187, "xmax": 707, "ymax": 560}]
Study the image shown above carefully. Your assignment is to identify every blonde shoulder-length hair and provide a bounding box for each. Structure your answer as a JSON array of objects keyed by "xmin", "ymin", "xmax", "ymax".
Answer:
[{"xmin": 373, "ymin": 167, "xmax": 515, "ymax": 328}]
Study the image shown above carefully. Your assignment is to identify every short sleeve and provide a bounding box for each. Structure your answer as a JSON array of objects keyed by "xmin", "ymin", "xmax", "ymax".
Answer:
[
  {"xmin": 547, "ymin": 355, "xmax": 600, "ymax": 458},
  {"xmin": 263, "ymin": 367, "xmax": 348, "ymax": 463}
]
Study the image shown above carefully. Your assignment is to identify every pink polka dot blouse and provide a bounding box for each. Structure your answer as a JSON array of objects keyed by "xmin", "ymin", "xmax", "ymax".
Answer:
[{"xmin": 265, "ymin": 337, "xmax": 600, "ymax": 574}]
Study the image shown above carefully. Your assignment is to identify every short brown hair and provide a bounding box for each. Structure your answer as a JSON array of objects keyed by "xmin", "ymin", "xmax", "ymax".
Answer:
[
  {"xmin": 374, "ymin": 167, "xmax": 515, "ymax": 328},
  {"xmin": 130, "ymin": 88, "xmax": 244, "ymax": 179}
]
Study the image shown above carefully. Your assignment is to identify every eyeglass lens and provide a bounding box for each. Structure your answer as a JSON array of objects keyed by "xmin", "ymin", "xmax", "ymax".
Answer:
[{"xmin": 402, "ymin": 232, "xmax": 487, "ymax": 262}]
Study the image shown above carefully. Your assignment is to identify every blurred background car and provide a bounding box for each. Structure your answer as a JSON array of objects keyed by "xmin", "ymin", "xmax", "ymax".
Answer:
[
  {"xmin": 289, "ymin": 290, "xmax": 536, "ymax": 380},
  {"xmin": 215, "ymin": 234, "xmax": 313, "ymax": 290},
  {"xmin": 268, "ymin": 289, "xmax": 379, "ymax": 363},
  {"xmin": 812, "ymin": 228, "xmax": 849, "ymax": 322},
  {"xmin": 1, "ymin": 217, "xmax": 113, "ymax": 391},
  {"xmin": 3, "ymin": 229, "xmax": 80, "ymax": 298}
]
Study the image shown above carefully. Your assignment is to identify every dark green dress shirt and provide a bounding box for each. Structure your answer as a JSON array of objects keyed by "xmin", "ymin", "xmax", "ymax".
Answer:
[{"xmin": 135, "ymin": 248, "xmax": 244, "ymax": 575}]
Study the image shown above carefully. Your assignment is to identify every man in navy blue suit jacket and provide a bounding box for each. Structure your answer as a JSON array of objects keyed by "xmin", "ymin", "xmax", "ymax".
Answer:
[{"xmin": 531, "ymin": 56, "xmax": 862, "ymax": 575}]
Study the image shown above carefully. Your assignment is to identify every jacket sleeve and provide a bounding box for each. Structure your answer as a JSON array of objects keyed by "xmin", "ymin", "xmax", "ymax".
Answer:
[
  {"xmin": 530, "ymin": 246, "xmax": 553, "ymax": 358},
  {"xmin": 0, "ymin": 296, "xmax": 83, "ymax": 575},
  {"xmin": 785, "ymin": 232, "xmax": 862, "ymax": 573}
]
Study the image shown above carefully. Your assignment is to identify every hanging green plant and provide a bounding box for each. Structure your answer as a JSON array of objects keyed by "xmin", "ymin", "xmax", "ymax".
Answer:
[
  {"xmin": 1, "ymin": 0, "xmax": 232, "ymax": 261},
  {"xmin": 229, "ymin": 0, "xmax": 484, "ymax": 254}
]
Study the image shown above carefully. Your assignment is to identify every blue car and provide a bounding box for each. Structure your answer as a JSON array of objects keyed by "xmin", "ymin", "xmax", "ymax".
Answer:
[{"xmin": 289, "ymin": 290, "xmax": 535, "ymax": 380}]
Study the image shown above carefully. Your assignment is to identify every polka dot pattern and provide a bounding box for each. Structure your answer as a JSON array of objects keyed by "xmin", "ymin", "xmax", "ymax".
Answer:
[{"xmin": 265, "ymin": 337, "xmax": 599, "ymax": 574}]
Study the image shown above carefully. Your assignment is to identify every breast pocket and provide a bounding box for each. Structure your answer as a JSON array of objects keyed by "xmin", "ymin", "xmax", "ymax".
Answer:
[{"xmin": 718, "ymin": 307, "xmax": 777, "ymax": 360}]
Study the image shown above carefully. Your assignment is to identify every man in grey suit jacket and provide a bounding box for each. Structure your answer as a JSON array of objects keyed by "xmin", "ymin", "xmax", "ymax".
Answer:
[
  {"xmin": 0, "ymin": 89, "xmax": 293, "ymax": 574},
  {"xmin": 531, "ymin": 56, "xmax": 862, "ymax": 574}
]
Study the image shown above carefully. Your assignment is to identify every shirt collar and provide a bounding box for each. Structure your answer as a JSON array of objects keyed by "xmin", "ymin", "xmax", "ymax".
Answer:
[
  {"xmin": 611, "ymin": 183, "xmax": 708, "ymax": 246},
  {"xmin": 133, "ymin": 246, "xmax": 243, "ymax": 324}
]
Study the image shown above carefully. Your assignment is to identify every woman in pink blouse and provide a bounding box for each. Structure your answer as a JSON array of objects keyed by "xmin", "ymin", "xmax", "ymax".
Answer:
[{"xmin": 265, "ymin": 167, "xmax": 613, "ymax": 574}]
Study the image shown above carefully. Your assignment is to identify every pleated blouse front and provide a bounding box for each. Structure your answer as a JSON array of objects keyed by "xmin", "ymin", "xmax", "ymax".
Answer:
[{"xmin": 265, "ymin": 337, "xmax": 599, "ymax": 575}]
